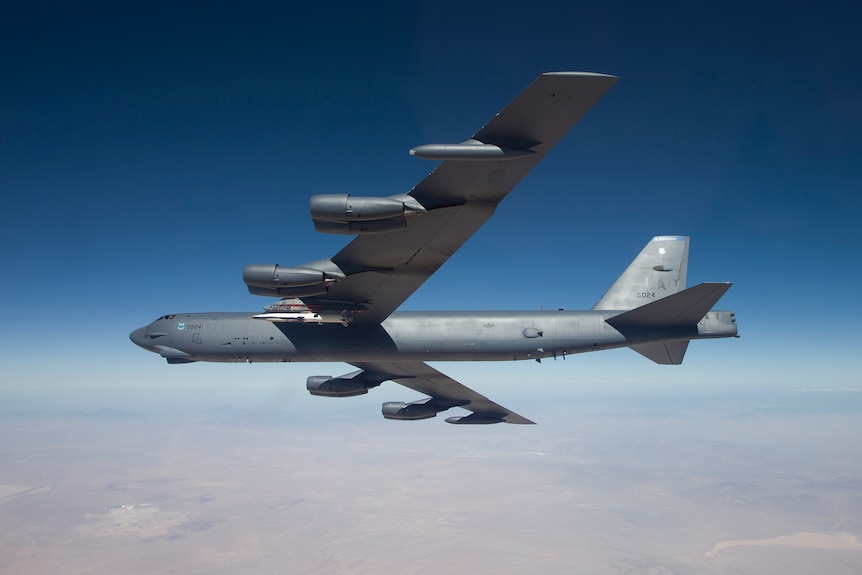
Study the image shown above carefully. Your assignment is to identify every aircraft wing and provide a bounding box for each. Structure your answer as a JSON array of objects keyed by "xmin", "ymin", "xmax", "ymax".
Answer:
[
  {"xmin": 350, "ymin": 360, "xmax": 535, "ymax": 424},
  {"xmin": 303, "ymin": 72, "xmax": 616, "ymax": 323}
]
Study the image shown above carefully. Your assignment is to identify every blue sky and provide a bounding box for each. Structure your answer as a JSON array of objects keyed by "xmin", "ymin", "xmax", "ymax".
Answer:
[{"xmin": 1, "ymin": 1, "xmax": 860, "ymax": 409}]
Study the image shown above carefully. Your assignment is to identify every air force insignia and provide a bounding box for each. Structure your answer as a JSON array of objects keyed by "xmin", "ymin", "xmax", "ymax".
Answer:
[{"xmin": 177, "ymin": 323, "xmax": 185, "ymax": 330}]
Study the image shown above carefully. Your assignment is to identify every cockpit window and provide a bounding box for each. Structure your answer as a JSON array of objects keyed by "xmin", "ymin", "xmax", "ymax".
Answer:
[{"xmin": 156, "ymin": 314, "xmax": 177, "ymax": 320}]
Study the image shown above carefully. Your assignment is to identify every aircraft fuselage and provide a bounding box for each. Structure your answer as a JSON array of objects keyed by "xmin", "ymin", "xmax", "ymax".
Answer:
[{"xmin": 130, "ymin": 310, "xmax": 737, "ymax": 364}]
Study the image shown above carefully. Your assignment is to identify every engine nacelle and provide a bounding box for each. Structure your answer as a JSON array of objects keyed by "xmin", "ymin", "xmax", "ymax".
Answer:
[
  {"xmin": 307, "ymin": 370, "xmax": 387, "ymax": 398},
  {"xmin": 381, "ymin": 401, "xmax": 438, "ymax": 421},
  {"xmin": 310, "ymin": 194, "xmax": 426, "ymax": 235},
  {"xmin": 307, "ymin": 376, "xmax": 369, "ymax": 397},
  {"xmin": 243, "ymin": 263, "xmax": 344, "ymax": 298}
]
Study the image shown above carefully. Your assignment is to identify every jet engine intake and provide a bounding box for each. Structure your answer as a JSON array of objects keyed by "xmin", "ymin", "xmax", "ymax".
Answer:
[
  {"xmin": 310, "ymin": 194, "xmax": 426, "ymax": 235},
  {"xmin": 445, "ymin": 414, "xmax": 505, "ymax": 424}
]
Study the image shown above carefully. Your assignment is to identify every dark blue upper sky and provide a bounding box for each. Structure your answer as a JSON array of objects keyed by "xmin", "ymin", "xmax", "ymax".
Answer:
[{"xmin": 2, "ymin": 1, "xmax": 860, "ymax": 400}]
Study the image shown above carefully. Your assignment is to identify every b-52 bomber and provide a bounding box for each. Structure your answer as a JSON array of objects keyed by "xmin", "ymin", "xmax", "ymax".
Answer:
[{"xmin": 130, "ymin": 72, "xmax": 738, "ymax": 424}]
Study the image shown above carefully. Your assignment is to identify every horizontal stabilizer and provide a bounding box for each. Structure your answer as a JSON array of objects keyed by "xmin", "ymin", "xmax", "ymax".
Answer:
[
  {"xmin": 607, "ymin": 282, "xmax": 732, "ymax": 328},
  {"xmin": 630, "ymin": 341, "xmax": 690, "ymax": 365}
]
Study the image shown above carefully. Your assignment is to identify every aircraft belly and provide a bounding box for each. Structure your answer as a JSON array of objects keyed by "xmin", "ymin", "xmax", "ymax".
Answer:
[
  {"xmin": 552, "ymin": 312, "xmax": 627, "ymax": 355},
  {"xmin": 169, "ymin": 311, "xmax": 630, "ymax": 363},
  {"xmin": 253, "ymin": 311, "xmax": 633, "ymax": 362},
  {"xmin": 235, "ymin": 313, "xmax": 558, "ymax": 362},
  {"xmin": 380, "ymin": 312, "xmax": 568, "ymax": 361}
]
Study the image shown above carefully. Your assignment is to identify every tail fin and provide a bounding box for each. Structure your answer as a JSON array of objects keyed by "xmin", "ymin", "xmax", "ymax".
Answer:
[
  {"xmin": 592, "ymin": 236, "xmax": 689, "ymax": 311},
  {"xmin": 594, "ymin": 236, "xmax": 734, "ymax": 365}
]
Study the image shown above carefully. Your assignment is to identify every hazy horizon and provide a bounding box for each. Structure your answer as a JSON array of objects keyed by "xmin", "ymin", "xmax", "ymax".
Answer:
[{"xmin": 3, "ymin": 389, "xmax": 861, "ymax": 574}]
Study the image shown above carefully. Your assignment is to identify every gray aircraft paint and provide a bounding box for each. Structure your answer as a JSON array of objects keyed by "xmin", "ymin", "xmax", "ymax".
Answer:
[
  {"xmin": 130, "ymin": 74, "xmax": 737, "ymax": 424},
  {"xmin": 131, "ymin": 307, "xmax": 736, "ymax": 364}
]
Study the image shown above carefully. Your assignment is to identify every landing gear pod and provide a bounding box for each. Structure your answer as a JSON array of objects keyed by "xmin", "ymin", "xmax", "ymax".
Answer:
[
  {"xmin": 445, "ymin": 414, "xmax": 505, "ymax": 425},
  {"xmin": 409, "ymin": 140, "xmax": 535, "ymax": 161}
]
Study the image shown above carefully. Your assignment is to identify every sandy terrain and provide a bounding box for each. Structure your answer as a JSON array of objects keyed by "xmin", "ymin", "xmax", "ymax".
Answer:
[
  {"xmin": 1, "ymin": 391, "xmax": 861, "ymax": 574},
  {"xmin": 706, "ymin": 532, "xmax": 862, "ymax": 558}
]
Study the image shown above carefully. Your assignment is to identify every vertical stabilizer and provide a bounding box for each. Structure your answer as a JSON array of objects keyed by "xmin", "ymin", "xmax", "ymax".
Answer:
[{"xmin": 592, "ymin": 236, "xmax": 689, "ymax": 311}]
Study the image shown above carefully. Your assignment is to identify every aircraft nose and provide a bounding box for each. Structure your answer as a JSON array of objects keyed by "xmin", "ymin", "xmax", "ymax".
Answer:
[{"xmin": 129, "ymin": 326, "xmax": 149, "ymax": 349}]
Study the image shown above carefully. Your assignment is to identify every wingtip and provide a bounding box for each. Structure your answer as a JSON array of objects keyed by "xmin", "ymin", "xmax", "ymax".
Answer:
[{"xmin": 505, "ymin": 414, "xmax": 537, "ymax": 425}]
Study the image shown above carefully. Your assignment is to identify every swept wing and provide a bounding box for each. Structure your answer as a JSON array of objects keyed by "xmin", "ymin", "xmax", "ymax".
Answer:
[
  {"xmin": 303, "ymin": 72, "xmax": 617, "ymax": 323},
  {"xmin": 351, "ymin": 361, "xmax": 535, "ymax": 424}
]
